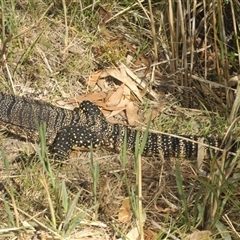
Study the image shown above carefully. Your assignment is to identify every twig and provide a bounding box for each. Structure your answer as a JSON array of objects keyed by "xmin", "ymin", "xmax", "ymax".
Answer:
[
  {"xmin": 137, "ymin": 154, "xmax": 144, "ymax": 240},
  {"xmin": 62, "ymin": 0, "xmax": 68, "ymax": 54},
  {"xmin": 152, "ymin": 220, "xmax": 181, "ymax": 240},
  {"xmin": 105, "ymin": 0, "xmax": 144, "ymax": 24},
  {"xmin": 148, "ymin": 0, "xmax": 158, "ymax": 62}
]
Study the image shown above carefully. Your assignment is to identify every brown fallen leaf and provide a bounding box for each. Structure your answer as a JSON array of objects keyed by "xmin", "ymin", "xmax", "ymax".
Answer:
[
  {"xmin": 97, "ymin": 78, "xmax": 106, "ymax": 90},
  {"xmin": 106, "ymin": 84, "xmax": 125, "ymax": 107},
  {"xmin": 87, "ymin": 70, "xmax": 103, "ymax": 87},
  {"xmin": 103, "ymin": 66, "xmax": 143, "ymax": 102},
  {"xmin": 121, "ymin": 62, "xmax": 159, "ymax": 100},
  {"xmin": 105, "ymin": 90, "xmax": 115, "ymax": 103},
  {"xmin": 142, "ymin": 229, "xmax": 158, "ymax": 240},
  {"xmin": 105, "ymin": 104, "xmax": 128, "ymax": 118},
  {"xmin": 97, "ymin": 5, "xmax": 112, "ymax": 24},
  {"xmin": 126, "ymin": 227, "xmax": 140, "ymax": 240},
  {"xmin": 126, "ymin": 101, "xmax": 140, "ymax": 126},
  {"xmin": 106, "ymin": 92, "xmax": 131, "ymax": 118},
  {"xmin": 186, "ymin": 230, "xmax": 212, "ymax": 240},
  {"xmin": 118, "ymin": 197, "xmax": 132, "ymax": 223},
  {"xmin": 102, "ymin": 84, "xmax": 131, "ymax": 117},
  {"xmin": 68, "ymin": 92, "xmax": 106, "ymax": 103},
  {"xmin": 134, "ymin": 53, "xmax": 152, "ymax": 75},
  {"xmin": 95, "ymin": 101, "xmax": 126, "ymax": 112}
]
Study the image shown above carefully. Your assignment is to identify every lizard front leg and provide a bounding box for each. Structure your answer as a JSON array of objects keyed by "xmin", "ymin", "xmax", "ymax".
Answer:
[{"xmin": 51, "ymin": 126, "xmax": 102, "ymax": 158}]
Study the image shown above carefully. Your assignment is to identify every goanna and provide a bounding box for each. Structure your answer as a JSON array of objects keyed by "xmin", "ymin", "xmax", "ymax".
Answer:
[{"xmin": 0, "ymin": 92, "xmax": 235, "ymax": 159}]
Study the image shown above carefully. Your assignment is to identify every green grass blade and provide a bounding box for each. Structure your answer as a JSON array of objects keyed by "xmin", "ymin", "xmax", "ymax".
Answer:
[
  {"xmin": 66, "ymin": 212, "xmax": 87, "ymax": 236},
  {"xmin": 134, "ymin": 130, "xmax": 140, "ymax": 159},
  {"xmin": 215, "ymin": 220, "xmax": 232, "ymax": 240},
  {"xmin": 62, "ymin": 190, "xmax": 82, "ymax": 232},
  {"xmin": 120, "ymin": 128, "xmax": 128, "ymax": 169},
  {"xmin": 61, "ymin": 181, "xmax": 68, "ymax": 214},
  {"xmin": 138, "ymin": 114, "xmax": 152, "ymax": 156},
  {"xmin": 175, "ymin": 163, "xmax": 190, "ymax": 225},
  {"xmin": 90, "ymin": 145, "xmax": 99, "ymax": 211},
  {"xmin": 3, "ymin": 198, "xmax": 15, "ymax": 226},
  {"xmin": 1, "ymin": 150, "xmax": 9, "ymax": 171}
]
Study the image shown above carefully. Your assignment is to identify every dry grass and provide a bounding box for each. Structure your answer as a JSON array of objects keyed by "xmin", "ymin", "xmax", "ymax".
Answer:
[{"xmin": 0, "ymin": 0, "xmax": 240, "ymax": 239}]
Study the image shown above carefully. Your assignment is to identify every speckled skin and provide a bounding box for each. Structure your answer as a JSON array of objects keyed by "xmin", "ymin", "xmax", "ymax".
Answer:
[{"xmin": 0, "ymin": 92, "xmax": 231, "ymax": 158}]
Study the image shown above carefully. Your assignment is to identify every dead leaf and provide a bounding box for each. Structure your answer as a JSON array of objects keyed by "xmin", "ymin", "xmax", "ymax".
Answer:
[
  {"xmin": 95, "ymin": 101, "xmax": 125, "ymax": 111},
  {"xmin": 103, "ymin": 66, "xmax": 143, "ymax": 102},
  {"xmin": 138, "ymin": 53, "xmax": 152, "ymax": 74},
  {"xmin": 154, "ymin": 206, "xmax": 176, "ymax": 213},
  {"xmin": 56, "ymin": 100, "xmax": 69, "ymax": 107},
  {"xmin": 118, "ymin": 197, "xmax": 132, "ymax": 223},
  {"xmin": 100, "ymin": 108, "xmax": 112, "ymax": 116},
  {"xmin": 143, "ymin": 229, "xmax": 158, "ymax": 240},
  {"xmin": 68, "ymin": 92, "xmax": 106, "ymax": 103},
  {"xmin": 126, "ymin": 227, "xmax": 139, "ymax": 240},
  {"xmin": 106, "ymin": 92, "xmax": 131, "ymax": 118},
  {"xmin": 102, "ymin": 84, "xmax": 131, "ymax": 117},
  {"xmin": 97, "ymin": 78, "xmax": 106, "ymax": 90},
  {"xmin": 87, "ymin": 70, "xmax": 102, "ymax": 87},
  {"xmin": 106, "ymin": 84, "xmax": 125, "ymax": 107},
  {"xmin": 126, "ymin": 101, "xmax": 140, "ymax": 126},
  {"xmin": 98, "ymin": 5, "xmax": 112, "ymax": 24},
  {"xmin": 121, "ymin": 62, "xmax": 159, "ymax": 100},
  {"xmin": 133, "ymin": 53, "xmax": 152, "ymax": 75},
  {"xmin": 105, "ymin": 90, "xmax": 115, "ymax": 103},
  {"xmin": 186, "ymin": 230, "xmax": 212, "ymax": 240}
]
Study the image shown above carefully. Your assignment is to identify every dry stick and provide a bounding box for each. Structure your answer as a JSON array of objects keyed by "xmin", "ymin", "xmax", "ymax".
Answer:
[
  {"xmin": 3, "ymin": 54, "xmax": 15, "ymax": 94},
  {"xmin": 229, "ymin": 0, "xmax": 240, "ymax": 66},
  {"xmin": 168, "ymin": 0, "xmax": 176, "ymax": 73},
  {"xmin": 178, "ymin": 0, "xmax": 189, "ymax": 105},
  {"xmin": 36, "ymin": 46, "xmax": 53, "ymax": 74},
  {"xmin": 0, "ymin": 34, "xmax": 12, "ymax": 59},
  {"xmin": 203, "ymin": 0, "xmax": 208, "ymax": 79},
  {"xmin": 148, "ymin": 0, "xmax": 158, "ymax": 63},
  {"xmin": 152, "ymin": 220, "xmax": 181, "ymax": 240},
  {"xmin": 228, "ymin": 79, "xmax": 240, "ymax": 123},
  {"xmin": 229, "ymin": 76, "xmax": 240, "ymax": 128},
  {"xmin": 62, "ymin": 0, "xmax": 68, "ymax": 54},
  {"xmin": 120, "ymin": 62, "xmax": 159, "ymax": 100},
  {"xmin": 147, "ymin": 0, "xmax": 157, "ymax": 91},
  {"xmin": 222, "ymin": 116, "xmax": 240, "ymax": 180},
  {"xmin": 137, "ymin": 154, "xmax": 144, "ymax": 240},
  {"xmin": 189, "ymin": 0, "xmax": 196, "ymax": 75},
  {"xmin": 136, "ymin": 0, "xmax": 158, "ymax": 74},
  {"xmin": 136, "ymin": 0, "xmax": 150, "ymax": 21},
  {"xmin": 189, "ymin": 74, "xmax": 235, "ymax": 91},
  {"xmin": 218, "ymin": 0, "xmax": 229, "ymax": 104},
  {"xmin": 223, "ymin": 214, "xmax": 240, "ymax": 238},
  {"xmin": 212, "ymin": 1, "xmax": 221, "ymax": 84},
  {"xmin": 105, "ymin": 0, "xmax": 144, "ymax": 24},
  {"xmin": 0, "ymin": 35, "xmax": 15, "ymax": 93},
  {"xmin": 225, "ymin": 83, "xmax": 240, "ymax": 179},
  {"xmin": 40, "ymin": 175, "xmax": 56, "ymax": 229}
]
